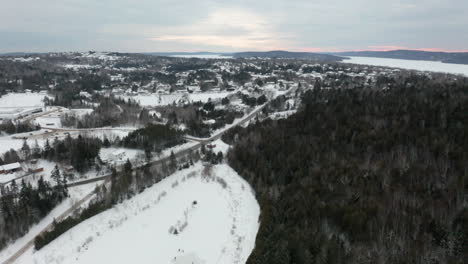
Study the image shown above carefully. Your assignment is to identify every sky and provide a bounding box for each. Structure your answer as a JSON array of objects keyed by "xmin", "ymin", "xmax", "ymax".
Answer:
[{"xmin": 0, "ymin": 0, "xmax": 467, "ymax": 53}]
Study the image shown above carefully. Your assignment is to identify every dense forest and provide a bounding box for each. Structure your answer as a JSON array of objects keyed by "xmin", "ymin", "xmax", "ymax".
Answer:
[
  {"xmin": 122, "ymin": 123, "xmax": 185, "ymax": 153},
  {"xmin": 0, "ymin": 120, "xmax": 41, "ymax": 135},
  {"xmin": 224, "ymin": 74, "xmax": 468, "ymax": 264},
  {"xmin": 43, "ymin": 135, "xmax": 102, "ymax": 173}
]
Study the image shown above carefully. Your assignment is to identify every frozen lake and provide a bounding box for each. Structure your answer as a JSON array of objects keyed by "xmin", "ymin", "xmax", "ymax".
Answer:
[
  {"xmin": 171, "ymin": 54, "xmax": 232, "ymax": 59},
  {"xmin": 343, "ymin": 56, "xmax": 468, "ymax": 77}
]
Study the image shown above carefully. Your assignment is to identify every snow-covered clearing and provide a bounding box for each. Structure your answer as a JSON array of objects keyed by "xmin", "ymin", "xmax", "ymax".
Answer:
[
  {"xmin": 99, "ymin": 147, "xmax": 144, "ymax": 166},
  {"xmin": 121, "ymin": 93, "xmax": 186, "ymax": 106},
  {"xmin": 189, "ymin": 92, "xmax": 232, "ymax": 102},
  {"xmin": 0, "ymin": 93, "xmax": 46, "ymax": 108},
  {"xmin": 34, "ymin": 116, "xmax": 62, "ymax": 128},
  {"xmin": 0, "ymin": 134, "xmax": 46, "ymax": 156},
  {"xmin": 14, "ymin": 161, "xmax": 260, "ymax": 264},
  {"xmin": 344, "ymin": 56, "xmax": 468, "ymax": 76}
]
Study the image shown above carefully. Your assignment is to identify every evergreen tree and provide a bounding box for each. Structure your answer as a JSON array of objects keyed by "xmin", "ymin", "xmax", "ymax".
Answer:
[
  {"xmin": 32, "ymin": 139, "xmax": 41, "ymax": 158},
  {"xmin": 21, "ymin": 140, "xmax": 31, "ymax": 160},
  {"xmin": 51, "ymin": 165, "xmax": 61, "ymax": 186},
  {"xmin": 169, "ymin": 151, "xmax": 177, "ymax": 172},
  {"xmin": 43, "ymin": 139, "xmax": 51, "ymax": 159}
]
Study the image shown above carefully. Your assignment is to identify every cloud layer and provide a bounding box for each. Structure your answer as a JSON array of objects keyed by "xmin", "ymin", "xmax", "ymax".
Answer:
[{"xmin": 0, "ymin": 0, "xmax": 466, "ymax": 52}]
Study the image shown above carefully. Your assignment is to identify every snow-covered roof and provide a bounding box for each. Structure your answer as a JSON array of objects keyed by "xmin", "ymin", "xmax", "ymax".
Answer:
[{"xmin": 1, "ymin": 162, "xmax": 22, "ymax": 171}]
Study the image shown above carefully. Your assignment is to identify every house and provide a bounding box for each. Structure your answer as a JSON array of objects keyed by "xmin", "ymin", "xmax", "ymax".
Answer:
[
  {"xmin": 0, "ymin": 162, "xmax": 22, "ymax": 174},
  {"xmin": 0, "ymin": 107, "xmax": 43, "ymax": 121}
]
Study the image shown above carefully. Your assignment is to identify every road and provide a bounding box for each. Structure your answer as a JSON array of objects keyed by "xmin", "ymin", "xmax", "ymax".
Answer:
[
  {"xmin": 0, "ymin": 101, "xmax": 268, "ymax": 264},
  {"xmin": 67, "ymin": 102, "xmax": 267, "ymax": 188}
]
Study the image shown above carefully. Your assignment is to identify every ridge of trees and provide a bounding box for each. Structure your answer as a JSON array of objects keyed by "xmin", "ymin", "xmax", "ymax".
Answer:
[{"xmin": 224, "ymin": 75, "xmax": 468, "ymax": 264}]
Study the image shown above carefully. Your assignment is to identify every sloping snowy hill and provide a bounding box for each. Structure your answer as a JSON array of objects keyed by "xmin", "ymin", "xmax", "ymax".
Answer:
[{"xmin": 15, "ymin": 162, "xmax": 260, "ymax": 264}]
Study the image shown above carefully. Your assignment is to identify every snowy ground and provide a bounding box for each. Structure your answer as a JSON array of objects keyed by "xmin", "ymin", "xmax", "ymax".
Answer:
[
  {"xmin": 0, "ymin": 159, "xmax": 56, "ymax": 185},
  {"xmin": 0, "ymin": 93, "xmax": 46, "ymax": 108},
  {"xmin": 0, "ymin": 134, "xmax": 46, "ymax": 157},
  {"xmin": 34, "ymin": 116, "xmax": 62, "ymax": 128},
  {"xmin": 13, "ymin": 161, "xmax": 260, "ymax": 264},
  {"xmin": 269, "ymin": 110, "xmax": 297, "ymax": 120},
  {"xmin": 209, "ymin": 139, "xmax": 231, "ymax": 154},
  {"xmin": 344, "ymin": 56, "xmax": 468, "ymax": 76},
  {"xmin": 99, "ymin": 147, "xmax": 144, "ymax": 166},
  {"xmin": 32, "ymin": 108, "xmax": 94, "ymax": 129},
  {"xmin": 189, "ymin": 91, "xmax": 233, "ymax": 102}
]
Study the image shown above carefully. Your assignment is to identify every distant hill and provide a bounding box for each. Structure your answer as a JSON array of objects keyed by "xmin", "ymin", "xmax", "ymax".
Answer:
[
  {"xmin": 0, "ymin": 52, "xmax": 43, "ymax": 57},
  {"xmin": 146, "ymin": 52, "xmax": 227, "ymax": 56},
  {"xmin": 334, "ymin": 50, "xmax": 468, "ymax": 65},
  {"xmin": 230, "ymin": 50, "xmax": 345, "ymax": 61}
]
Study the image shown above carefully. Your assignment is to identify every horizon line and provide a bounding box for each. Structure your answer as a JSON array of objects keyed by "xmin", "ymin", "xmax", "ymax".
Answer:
[{"xmin": 2, "ymin": 48, "xmax": 468, "ymax": 55}]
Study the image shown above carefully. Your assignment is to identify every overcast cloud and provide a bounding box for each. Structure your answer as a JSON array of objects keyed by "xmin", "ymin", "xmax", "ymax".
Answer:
[{"xmin": 0, "ymin": 0, "xmax": 466, "ymax": 52}]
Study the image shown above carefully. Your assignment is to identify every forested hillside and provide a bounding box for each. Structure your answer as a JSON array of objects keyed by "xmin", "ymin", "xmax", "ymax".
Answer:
[{"xmin": 224, "ymin": 74, "xmax": 468, "ymax": 264}]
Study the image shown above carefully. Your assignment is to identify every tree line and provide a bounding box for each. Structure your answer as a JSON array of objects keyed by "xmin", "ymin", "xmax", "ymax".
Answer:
[
  {"xmin": 224, "ymin": 74, "xmax": 468, "ymax": 264},
  {"xmin": 0, "ymin": 120, "xmax": 41, "ymax": 135},
  {"xmin": 0, "ymin": 166, "xmax": 68, "ymax": 251}
]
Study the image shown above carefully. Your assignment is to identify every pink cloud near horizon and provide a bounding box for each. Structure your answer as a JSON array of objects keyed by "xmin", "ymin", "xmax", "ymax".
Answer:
[
  {"xmin": 263, "ymin": 46, "xmax": 468, "ymax": 53},
  {"xmin": 328, "ymin": 46, "xmax": 468, "ymax": 53}
]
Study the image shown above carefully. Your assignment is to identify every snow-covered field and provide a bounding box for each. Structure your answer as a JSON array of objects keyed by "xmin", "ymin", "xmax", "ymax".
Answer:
[
  {"xmin": 14, "ymin": 162, "xmax": 260, "ymax": 264},
  {"xmin": 34, "ymin": 116, "xmax": 62, "ymax": 128},
  {"xmin": 0, "ymin": 134, "xmax": 47, "ymax": 156},
  {"xmin": 0, "ymin": 93, "xmax": 46, "ymax": 108},
  {"xmin": 344, "ymin": 56, "xmax": 468, "ymax": 76},
  {"xmin": 189, "ymin": 92, "xmax": 232, "ymax": 102}
]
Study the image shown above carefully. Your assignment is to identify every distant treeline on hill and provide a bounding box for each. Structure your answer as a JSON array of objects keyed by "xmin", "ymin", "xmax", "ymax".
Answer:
[
  {"xmin": 230, "ymin": 50, "xmax": 345, "ymax": 62},
  {"xmin": 224, "ymin": 73, "xmax": 468, "ymax": 264}
]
